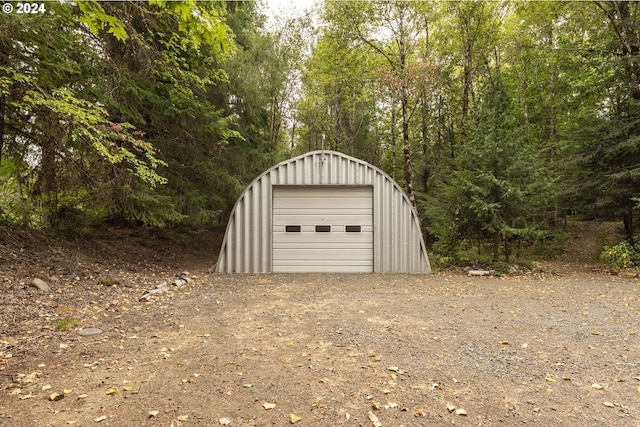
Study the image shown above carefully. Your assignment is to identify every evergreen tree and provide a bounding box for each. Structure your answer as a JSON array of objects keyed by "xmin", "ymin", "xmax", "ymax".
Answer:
[{"xmin": 427, "ymin": 76, "xmax": 552, "ymax": 262}]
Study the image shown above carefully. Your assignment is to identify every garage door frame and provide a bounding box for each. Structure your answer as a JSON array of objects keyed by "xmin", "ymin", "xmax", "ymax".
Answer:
[{"xmin": 271, "ymin": 185, "xmax": 374, "ymax": 273}]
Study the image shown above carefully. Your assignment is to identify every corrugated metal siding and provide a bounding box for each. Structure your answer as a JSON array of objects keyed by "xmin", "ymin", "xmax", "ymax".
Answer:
[{"xmin": 214, "ymin": 150, "xmax": 431, "ymax": 273}]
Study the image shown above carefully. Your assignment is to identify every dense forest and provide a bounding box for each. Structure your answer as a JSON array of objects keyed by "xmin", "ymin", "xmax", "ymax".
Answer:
[{"xmin": 1, "ymin": 1, "xmax": 639, "ymax": 266}]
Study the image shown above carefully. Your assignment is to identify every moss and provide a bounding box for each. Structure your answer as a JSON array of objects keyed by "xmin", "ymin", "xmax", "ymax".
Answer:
[{"xmin": 55, "ymin": 317, "xmax": 79, "ymax": 332}]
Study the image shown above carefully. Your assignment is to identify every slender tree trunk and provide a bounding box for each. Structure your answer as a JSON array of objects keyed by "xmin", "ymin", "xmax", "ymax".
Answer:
[
  {"xmin": 41, "ymin": 114, "xmax": 59, "ymax": 227},
  {"xmin": 289, "ymin": 118, "xmax": 296, "ymax": 157},
  {"xmin": 493, "ymin": 230, "xmax": 500, "ymax": 262},
  {"xmin": 596, "ymin": 1, "xmax": 640, "ymax": 100},
  {"xmin": 391, "ymin": 105, "xmax": 397, "ymax": 181},
  {"xmin": 421, "ymin": 96, "xmax": 429, "ymax": 155},
  {"xmin": 401, "ymin": 97, "xmax": 416, "ymax": 208},
  {"xmin": 0, "ymin": 94, "xmax": 5, "ymax": 166},
  {"xmin": 460, "ymin": 18, "xmax": 473, "ymax": 144},
  {"xmin": 547, "ymin": 24, "xmax": 558, "ymax": 159},
  {"xmin": 504, "ymin": 236, "xmax": 510, "ymax": 263},
  {"xmin": 623, "ymin": 204, "xmax": 634, "ymax": 242}
]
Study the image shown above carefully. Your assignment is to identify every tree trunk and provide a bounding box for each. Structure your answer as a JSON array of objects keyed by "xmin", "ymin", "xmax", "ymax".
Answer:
[
  {"xmin": 493, "ymin": 230, "xmax": 500, "ymax": 262},
  {"xmin": 504, "ymin": 236, "xmax": 510, "ymax": 263},
  {"xmin": 402, "ymin": 97, "xmax": 416, "ymax": 208},
  {"xmin": 41, "ymin": 120, "xmax": 58, "ymax": 227},
  {"xmin": 391, "ymin": 105, "xmax": 397, "ymax": 181},
  {"xmin": 460, "ymin": 12, "xmax": 473, "ymax": 144},
  {"xmin": 39, "ymin": 111, "xmax": 68, "ymax": 227},
  {"xmin": 622, "ymin": 204, "xmax": 634, "ymax": 242},
  {"xmin": 421, "ymin": 96, "xmax": 429, "ymax": 155},
  {"xmin": 596, "ymin": 1, "xmax": 640, "ymax": 100},
  {"xmin": 0, "ymin": 94, "xmax": 5, "ymax": 166}
]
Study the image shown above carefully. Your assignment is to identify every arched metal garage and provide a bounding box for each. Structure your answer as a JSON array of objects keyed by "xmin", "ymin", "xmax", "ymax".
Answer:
[{"xmin": 213, "ymin": 150, "xmax": 431, "ymax": 273}]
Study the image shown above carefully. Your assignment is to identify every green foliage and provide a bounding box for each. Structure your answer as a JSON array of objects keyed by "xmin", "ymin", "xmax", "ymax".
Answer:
[
  {"xmin": 600, "ymin": 241, "xmax": 640, "ymax": 269},
  {"xmin": 2, "ymin": 0, "xmax": 639, "ymax": 243},
  {"xmin": 0, "ymin": 162, "xmax": 38, "ymax": 227},
  {"xmin": 55, "ymin": 318, "xmax": 79, "ymax": 332},
  {"xmin": 425, "ymin": 75, "xmax": 553, "ymax": 262},
  {"xmin": 77, "ymin": 1, "xmax": 128, "ymax": 41}
]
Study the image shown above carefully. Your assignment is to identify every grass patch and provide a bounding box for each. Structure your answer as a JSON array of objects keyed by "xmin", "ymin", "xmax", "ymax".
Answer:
[{"xmin": 55, "ymin": 317, "xmax": 79, "ymax": 332}]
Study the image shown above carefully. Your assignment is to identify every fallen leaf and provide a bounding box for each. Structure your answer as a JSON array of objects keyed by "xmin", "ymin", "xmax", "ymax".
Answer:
[
  {"xmin": 446, "ymin": 403, "xmax": 456, "ymax": 413},
  {"xmin": 387, "ymin": 401, "xmax": 398, "ymax": 408},
  {"xmin": 319, "ymin": 377, "xmax": 329, "ymax": 383},
  {"xmin": 368, "ymin": 411, "xmax": 382, "ymax": 427},
  {"xmin": 78, "ymin": 394, "xmax": 88, "ymax": 399},
  {"xmin": 123, "ymin": 386, "xmax": 133, "ymax": 391},
  {"xmin": 106, "ymin": 386, "xmax": 119, "ymax": 395},
  {"xmin": 371, "ymin": 400, "xmax": 381, "ymax": 410},
  {"xmin": 243, "ymin": 383, "xmax": 253, "ymax": 388},
  {"xmin": 390, "ymin": 373, "xmax": 397, "ymax": 380},
  {"xmin": 49, "ymin": 392, "xmax": 64, "ymax": 401},
  {"xmin": 414, "ymin": 408, "xmax": 424, "ymax": 417},
  {"xmin": 94, "ymin": 416, "xmax": 107, "ymax": 422},
  {"xmin": 63, "ymin": 388, "xmax": 73, "ymax": 394},
  {"xmin": 455, "ymin": 408, "xmax": 468, "ymax": 416},
  {"xmin": 42, "ymin": 384, "xmax": 52, "ymax": 391},
  {"xmin": 345, "ymin": 412, "xmax": 350, "ymax": 420},
  {"xmin": 592, "ymin": 383, "xmax": 605, "ymax": 390},
  {"xmin": 603, "ymin": 401, "xmax": 615, "ymax": 408},
  {"xmin": 263, "ymin": 402, "xmax": 276, "ymax": 410},
  {"xmin": 177, "ymin": 415, "xmax": 189, "ymax": 422},
  {"xmin": 388, "ymin": 366, "xmax": 399, "ymax": 372},
  {"xmin": 637, "ymin": 386, "xmax": 640, "ymax": 394},
  {"xmin": 148, "ymin": 411, "xmax": 159, "ymax": 417},
  {"xmin": 545, "ymin": 377, "xmax": 557, "ymax": 382},
  {"xmin": 290, "ymin": 413, "xmax": 302, "ymax": 424},
  {"xmin": 219, "ymin": 418, "xmax": 231, "ymax": 425}
]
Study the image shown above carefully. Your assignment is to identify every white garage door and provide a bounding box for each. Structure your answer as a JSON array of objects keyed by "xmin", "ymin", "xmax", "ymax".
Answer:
[{"xmin": 272, "ymin": 186, "xmax": 373, "ymax": 272}]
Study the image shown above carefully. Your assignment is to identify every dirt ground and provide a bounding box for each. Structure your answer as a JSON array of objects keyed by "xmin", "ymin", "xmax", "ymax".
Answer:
[{"xmin": 1, "ymin": 223, "xmax": 639, "ymax": 426}]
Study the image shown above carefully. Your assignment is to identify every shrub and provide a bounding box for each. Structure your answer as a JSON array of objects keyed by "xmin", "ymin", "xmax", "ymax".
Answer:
[{"xmin": 600, "ymin": 241, "xmax": 640, "ymax": 269}]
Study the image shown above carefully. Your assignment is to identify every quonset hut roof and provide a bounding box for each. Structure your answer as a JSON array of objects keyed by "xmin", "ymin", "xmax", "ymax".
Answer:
[{"xmin": 213, "ymin": 150, "xmax": 431, "ymax": 273}]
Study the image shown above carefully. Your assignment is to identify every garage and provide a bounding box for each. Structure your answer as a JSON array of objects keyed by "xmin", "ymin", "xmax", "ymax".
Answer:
[
  {"xmin": 272, "ymin": 186, "xmax": 373, "ymax": 272},
  {"xmin": 213, "ymin": 150, "xmax": 430, "ymax": 274}
]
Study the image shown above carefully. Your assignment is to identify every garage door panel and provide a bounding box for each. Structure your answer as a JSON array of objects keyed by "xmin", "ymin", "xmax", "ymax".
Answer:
[
  {"xmin": 275, "ymin": 197, "xmax": 372, "ymax": 208},
  {"xmin": 273, "ymin": 264, "xmax": 372, "ymax": 273},
  {"xmin": 273, "ymin": 208, "xmax": 371, "ymax": 216},
  {"xmin": 273, "ymin": 215, "xmax": 372, "ymax": 225},
  {"xmin": 273, "ymin": 259, "xmax": 373, "ymax": 266},
  {"xmin": 273, "ymin": 234, "xmax": 372, "ymax": 244},
  {"xmin": 273, "ymin": 242, "xmax": 372, "ymax": 249},
  {"xmin": 272, "ymin": 225, "xmax": 374, "ymax": 232},
  {"xmin": 273, "ymin": 186, "xmax": 373, "ymax": 273},
  {"xmin": 273, "ymin": 249, "xmax": 373, "ymax": 259}
]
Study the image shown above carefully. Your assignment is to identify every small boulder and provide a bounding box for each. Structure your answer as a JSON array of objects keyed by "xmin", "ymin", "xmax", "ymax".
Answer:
[
  {"xmin": 77, "ymin": 328, "xmax": 103, "ymax": 337},
  {"xmin": 29, "ymin": 278, "xmax": 50, "ymax": 292}
]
